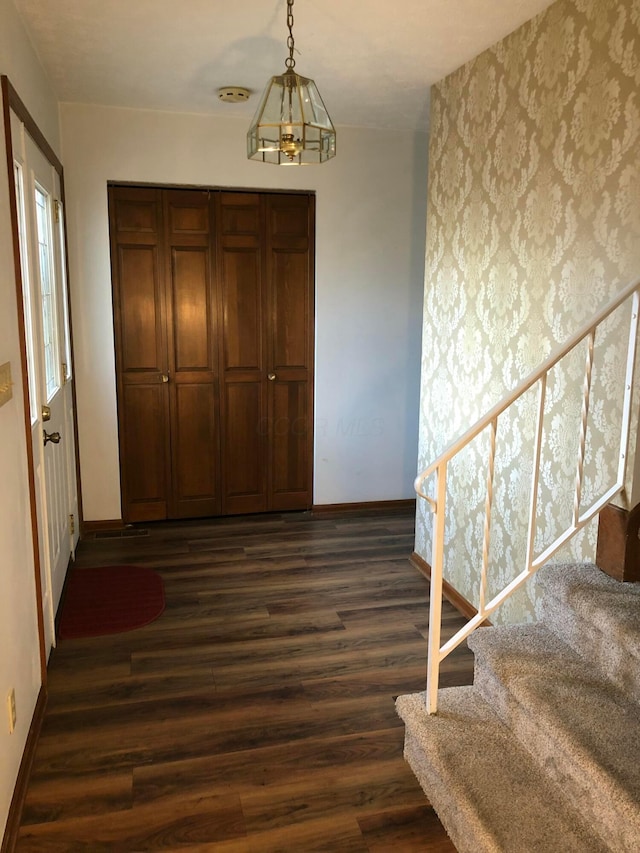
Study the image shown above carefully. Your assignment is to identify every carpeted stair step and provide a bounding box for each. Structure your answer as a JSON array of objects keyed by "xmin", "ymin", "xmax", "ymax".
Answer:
[
  {"xmin": 468, "ymin": 623, "xmax": 640, "ymax": 851},
  {"xmin": 536, "ymin": 562, "xmax": 640, "ymax": 701},
  {"xmin": 396, "ymin": 686, "xmax": 607, "ymax": 853}
]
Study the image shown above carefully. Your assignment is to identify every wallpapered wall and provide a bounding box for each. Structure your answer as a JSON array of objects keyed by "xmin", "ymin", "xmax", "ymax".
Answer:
[{"xmin": 415, "ymin": 0, "xmax": 640, "ymax": 625}]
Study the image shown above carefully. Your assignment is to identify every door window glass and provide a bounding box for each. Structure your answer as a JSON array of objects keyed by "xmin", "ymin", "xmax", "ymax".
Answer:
[
  {"xmin": 34, "ymin": 184, "xmax": 59, "ymax": 401},
  {"xmin": 14, "ymin": 162, "xmax": 39, "ymax": 422},
  {"xmin": 55, "ymin": 201, "xmax": 72, "ymax": 382}
]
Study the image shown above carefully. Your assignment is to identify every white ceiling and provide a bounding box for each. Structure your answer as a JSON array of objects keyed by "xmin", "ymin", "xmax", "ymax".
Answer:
[{"xmin": 13, "ymin": 0, "xmax": 556, "ymax": 131}]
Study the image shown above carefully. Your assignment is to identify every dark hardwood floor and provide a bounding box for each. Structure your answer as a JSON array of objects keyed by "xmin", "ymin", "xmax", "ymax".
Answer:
[{"xmin": 16, "ymin": 508, "xmax": 473, "ymax": 851}]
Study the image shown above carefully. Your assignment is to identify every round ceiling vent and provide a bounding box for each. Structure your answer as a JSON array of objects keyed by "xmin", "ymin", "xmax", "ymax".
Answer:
[{"xmin": 217, "ymin": 87, "xmax": 251, "ymax": 104}]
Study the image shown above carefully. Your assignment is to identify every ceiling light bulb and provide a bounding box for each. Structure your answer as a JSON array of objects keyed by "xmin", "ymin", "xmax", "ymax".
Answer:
[{"xmin": 281, "ymin": 133, "xmax": 303, "ymax": 160}]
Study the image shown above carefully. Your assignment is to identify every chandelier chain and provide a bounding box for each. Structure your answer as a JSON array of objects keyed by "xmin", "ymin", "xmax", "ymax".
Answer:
[{"xmin": 285, "ymin": 0, "xmax": 296, "ymax": 70}]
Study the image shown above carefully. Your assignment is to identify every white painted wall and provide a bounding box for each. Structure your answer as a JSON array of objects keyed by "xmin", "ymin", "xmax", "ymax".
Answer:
[
  {"xmin": 0, "ymin": 0, "xmax": 60, "ymax": 838},
  {"xmin": 60, "ymin": 104, "xmax": 428, "ymax": 520}
]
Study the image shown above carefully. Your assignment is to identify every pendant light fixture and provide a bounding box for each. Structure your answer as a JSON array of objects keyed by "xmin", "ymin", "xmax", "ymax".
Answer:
[{"xmin": 247, "ymin": 0, "xmax": 336, "ymax": 165}]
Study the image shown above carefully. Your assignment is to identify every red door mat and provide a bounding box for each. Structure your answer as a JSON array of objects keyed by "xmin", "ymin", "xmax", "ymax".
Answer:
[{"xmin": 58, "ymin": 565, "xmax": 165, "ymax": 639}]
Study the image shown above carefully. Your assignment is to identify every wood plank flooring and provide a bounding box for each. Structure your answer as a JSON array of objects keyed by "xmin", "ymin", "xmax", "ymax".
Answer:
[{"xmin": 16, "ymin": 508, "xmax": 473, "ymax": 851}]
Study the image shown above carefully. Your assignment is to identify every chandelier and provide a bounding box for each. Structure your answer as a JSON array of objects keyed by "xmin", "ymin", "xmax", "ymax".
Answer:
[{"xmin": 247, "ymin": 0, "xmax": 336, "ymax": 165}]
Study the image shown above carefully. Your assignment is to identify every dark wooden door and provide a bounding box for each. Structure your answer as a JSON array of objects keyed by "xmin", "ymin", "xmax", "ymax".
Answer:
[
  {"xmin": 164, "ymin": 190, "xmax": 221, "ymax": 518},
  {"xmin": 109, "ymin": 187, "xmax": 171, "ymax": 522},
  {"xmin": 265, "ymin": 193, "xmax": 314, "ymax": 512},
  {"xmin": 216, "ymin": 192, "xmax": 315, "ymax": 514},
  {"xmin": 216, "ymin": 192, "xmax": 267, "ymax": 514},
  {"xmin": 109, "ymin": 185, "xmax": 314, "ymax": 522}
]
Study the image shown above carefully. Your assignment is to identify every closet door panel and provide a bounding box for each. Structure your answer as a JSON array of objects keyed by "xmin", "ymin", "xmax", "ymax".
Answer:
[
  {"xmin": 222, "ymin": 250, "xmax": 261, "ymax": 370},
  {"xmin": 118, "ymin": 246, "xmax": 164, "ymax": 371},
  {"xmin": 271, "ymin": 379, "xmax": 309, "ymax": 509},
  {"xmin": 120, "ymin": 383, "xmax": 169, "ymax": 522},
  {"xmin": 169, "ymin": 200, "xmax": 209, "ymax": 235},
  {"xmin": 172, "ymin": 248, "xmax": 211, "ymax": 371},
  {"xmin": 217, "ymin": 193, "xmax": 267, "ymax": 514},
  {"xmin": 272, "ymin": 250, "xmax": 309, "ymax": 369},
  {"xmin": 113, "ymin": 194, "xmax": 158, "ymax": 235},
  {"xmin": 173, "ymin": 383, "xmax": 218, "ymax": 516},
  {"xmin": 110, "ymin": 186, "xmax": 171, "ymax": 523},
  {"xmin": 224, "ymin": 382, "xmax": 266, "ymax": 512},
  {"xmin": 165, "ymin": 190, "xmax": 220, "ymax": 518},
  {"xmin": 265, "ymin": 193, "xmax": 314, "ymax": 510}
]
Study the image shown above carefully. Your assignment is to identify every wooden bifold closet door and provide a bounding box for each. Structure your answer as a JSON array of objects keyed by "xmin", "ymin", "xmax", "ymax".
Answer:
[{"xmin": 109, "ymin": 186, "xmax": 315, "ymax": 523}]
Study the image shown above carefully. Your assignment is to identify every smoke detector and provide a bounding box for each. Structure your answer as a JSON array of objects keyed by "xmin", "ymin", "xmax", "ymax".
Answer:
[{"xmin": 218, "ymin": 87, "xmax": 251, "ymax": 104}]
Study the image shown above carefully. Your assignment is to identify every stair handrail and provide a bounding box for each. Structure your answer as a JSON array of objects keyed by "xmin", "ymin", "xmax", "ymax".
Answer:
[{"xmin": 417, "ymin": 276, "xmax": 640, "ymax": 714}]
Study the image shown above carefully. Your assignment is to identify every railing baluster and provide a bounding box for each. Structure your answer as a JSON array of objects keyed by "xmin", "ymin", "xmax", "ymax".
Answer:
[
  {"xmin": 426, "ymin": 462, "xmax": 447, "ymax": 715},
  {"xmin": 574, "ymin": 330, "xmax": 596, "ymax": 526},
  {"xmin": 479, "ymin": 418, "xmax": 498, "ymax": 616},
  {"xmin": 525, "ymin": 375, "xmax": 546, "ymax": 573},
  {"xmin": 617, "ymin": 291, "xmax": 640, "ymax": 487}
]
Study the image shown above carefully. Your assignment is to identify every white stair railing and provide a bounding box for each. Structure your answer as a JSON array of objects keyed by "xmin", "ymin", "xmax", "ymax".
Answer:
[{"xmin": 416, "ymin": 277, "xmax": 640, "ymax": 714}]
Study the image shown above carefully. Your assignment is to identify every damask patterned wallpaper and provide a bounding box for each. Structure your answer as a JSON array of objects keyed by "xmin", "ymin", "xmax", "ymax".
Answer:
[{"xmin": 415, "ymin": 0, "xmax": 640, "ymax": 625}]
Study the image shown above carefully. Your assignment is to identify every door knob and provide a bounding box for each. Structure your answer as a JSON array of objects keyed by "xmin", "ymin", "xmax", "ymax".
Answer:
[
  {"xmin": 43, "ymin": 430, "xmax": 61, "ymax": 446},
  {"xmin": 161, "ymin": 373, "xmax": 170, "ymax": 383},
  {"xmin": 268, "ymin": 373, "xmax": 276, "ymax": 381}
]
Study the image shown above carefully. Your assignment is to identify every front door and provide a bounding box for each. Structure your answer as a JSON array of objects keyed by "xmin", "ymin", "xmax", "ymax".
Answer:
[{"xmin": 11, "ymin": 113, "xmax": 79, "ymax": 656}]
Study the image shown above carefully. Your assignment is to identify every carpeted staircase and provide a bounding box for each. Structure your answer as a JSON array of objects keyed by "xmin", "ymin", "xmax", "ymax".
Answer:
[{"xmin": 396, "ymin": 562, "xmax": 640, "ymax": 852}]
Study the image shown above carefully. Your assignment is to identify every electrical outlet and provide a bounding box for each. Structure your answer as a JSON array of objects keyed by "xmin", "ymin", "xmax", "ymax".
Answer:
[{"xmin": 7, "ymin": 689, "xmax": 16, "ymax": 734}]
